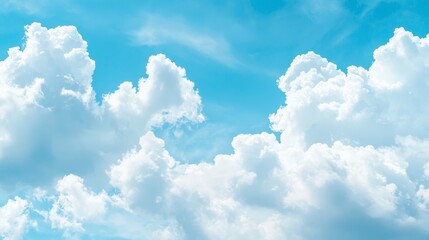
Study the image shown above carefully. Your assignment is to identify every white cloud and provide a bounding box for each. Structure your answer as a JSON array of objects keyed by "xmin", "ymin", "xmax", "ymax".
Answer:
[
  {"xmin": 48, "ymin": 174, "xmax": 109, "ymax": 237},
  {"xmin": 103, "ymin": 131, "xmax": 429, "ymax": 239},
  {"xmin": 107, "ymin": 131, "xmax": 297, "ymax": 239},
  {"xmin": 3, "ymin": 23, "xmax": 429, "ymax": 239},
  {"xmin": 108, "ymin": 131, "xmax": 175, "ymax": 212},
  {"xmin": 0, "ymin": 23, "xmax": 203, "ymax": 187},
  {"xmin": 102, "ymin": 27, "xmax": 429, "ymax": 239},
  {"xmin": 0, "ymin": 197, "xmax": 35, "ymax": 240},
  {"xmin": 103, "ymin": 53, "xmax": 204, "ymax": 128},
  {"xmin": 270, "ymin": 29, "xmax": 429, "ymax": 148},
  {"xmin": 416, "ymin": 185, "xmax": 429, "ymax": 209}
]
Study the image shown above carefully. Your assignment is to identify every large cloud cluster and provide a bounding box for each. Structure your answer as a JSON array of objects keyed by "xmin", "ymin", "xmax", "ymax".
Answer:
[
  {"xmin": 2, "ymin": 23, "xmax": 429, "ymax": 239},
  {"xmin": 270, "ymin": 27, "xmax": 429, "ymax": 148},
  {"xmin": 0, "ymin": 23, "xmax": 203, "ymax": 188}
]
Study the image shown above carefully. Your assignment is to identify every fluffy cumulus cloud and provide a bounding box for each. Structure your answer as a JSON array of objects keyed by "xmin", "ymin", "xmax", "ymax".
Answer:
[
  {"xmin": 108, "ymin": 131, "xmax": 175, "ymax": 212},
  {"xmin": 103, "ymin": 54, "xmax": 204, "ymax": 127},
  {"xmin": 0, "ymin": 197, "xmax": 35, "ymax": 240},
  {"xmin": 271, "ymin": 27, "xmax": 429, "ymax": 148},
  {"xmin": 2, "ymin": 23, "xmax": 429, "ymax": 239},
  {"xmin": 0, "ymin": 22, "xmax": 203, "ymax": 187},
  {"xmin": 48, "ymin": 174, "xmax": 109, "ymax": 237}
]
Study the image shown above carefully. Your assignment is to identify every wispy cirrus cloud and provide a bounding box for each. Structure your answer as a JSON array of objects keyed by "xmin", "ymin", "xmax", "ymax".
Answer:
[
  {"xmin": 0, "ymin": 0, "xmax": 67, "ymax": 15},
  {"xmin": 133, "ymin": 14, "xmax": 238, "ymax": 66}
]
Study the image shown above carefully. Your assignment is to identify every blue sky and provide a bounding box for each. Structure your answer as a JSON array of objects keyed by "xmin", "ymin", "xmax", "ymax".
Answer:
[
  {"xmin": 2, "ymin": 0, "xmax": 429, "ymax": 239},
  {"xmin": 3, "ymin": 0, "xmax": 428, "ymax": 163}
]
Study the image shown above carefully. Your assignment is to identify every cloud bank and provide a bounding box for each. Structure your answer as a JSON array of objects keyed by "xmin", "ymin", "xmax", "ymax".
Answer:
[{"xmin": 1, "ymin": 23, "xmax": 429, "ymax": 239}]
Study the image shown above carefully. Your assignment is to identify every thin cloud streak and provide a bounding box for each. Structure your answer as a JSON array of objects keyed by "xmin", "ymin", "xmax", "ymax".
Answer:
[{"xmin": 133, "ymin": 14, "xmax": 238, "ymax": 67}]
